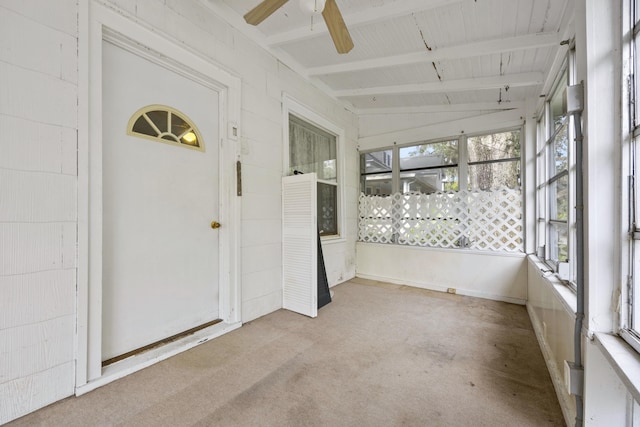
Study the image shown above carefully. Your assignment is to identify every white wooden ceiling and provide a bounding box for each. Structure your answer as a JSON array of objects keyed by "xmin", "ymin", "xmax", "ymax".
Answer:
[{"xmin": 207, "ymin": 0, "xmax": 573, "ymax": 115}]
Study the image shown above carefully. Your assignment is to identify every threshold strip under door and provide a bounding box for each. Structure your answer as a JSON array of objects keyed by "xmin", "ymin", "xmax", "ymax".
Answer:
[{"xmin": 102, "ymin": 318, "xmax": 223, "ymax": 367}]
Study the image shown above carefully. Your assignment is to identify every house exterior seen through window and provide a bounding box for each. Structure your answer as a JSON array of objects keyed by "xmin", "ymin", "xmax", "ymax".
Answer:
[
  {"xmin": 361, "ymin": 149, "xmax": 393, "ymax": 195},
  {"xmin": 399, "ymin": 140, "xmax": 459, "ymax": 193}
]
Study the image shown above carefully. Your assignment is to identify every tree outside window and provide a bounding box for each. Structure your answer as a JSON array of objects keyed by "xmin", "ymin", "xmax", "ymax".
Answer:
[{"xmin": 467, "ymin": 131, "xmax": 521, "ymax": 191}]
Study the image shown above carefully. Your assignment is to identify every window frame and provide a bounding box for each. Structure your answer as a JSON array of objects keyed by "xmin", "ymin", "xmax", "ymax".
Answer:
[
  {"xmin": 283, "ymin": 95, "xmax": 346, "ymax": 242},
  {"xmin": 622, "ymin": 0, "xmax": 640, "ymax": 354},
  {"xmin": 535, "ymin": 54, "xmax": 577, "ymax": 288}
]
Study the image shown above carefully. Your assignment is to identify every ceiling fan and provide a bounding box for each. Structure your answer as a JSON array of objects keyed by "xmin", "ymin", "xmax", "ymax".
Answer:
[{"xmin": 244, "ymin": 0, "xmax": 354, "ymax": 54}]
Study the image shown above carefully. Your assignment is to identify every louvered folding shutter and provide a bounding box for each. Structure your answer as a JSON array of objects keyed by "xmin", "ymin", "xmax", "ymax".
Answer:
[{"xmin": 282, "ymin": 173, "xmax": 318, "ymax": 318}]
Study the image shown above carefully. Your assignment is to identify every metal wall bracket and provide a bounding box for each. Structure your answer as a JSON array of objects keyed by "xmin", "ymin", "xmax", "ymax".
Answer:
[
  {"xmin": 566, "ymin": 83, "xmax": 584, "ymax": 115},
  {"xmin": 236, "ymin": 160, "xmax": 242, "ymax": 196},
  {"xmin": 564, "ymin": 360, "xmax": 584, "ymax": 396}
]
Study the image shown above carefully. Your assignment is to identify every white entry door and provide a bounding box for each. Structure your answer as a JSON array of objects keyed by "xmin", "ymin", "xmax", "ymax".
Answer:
[{"xmin": 101, "ymin": 40, "xmax": 220, "ymax": 361}]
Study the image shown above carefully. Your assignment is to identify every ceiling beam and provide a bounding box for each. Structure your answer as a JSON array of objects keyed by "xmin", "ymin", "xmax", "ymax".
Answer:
[
  {"xmin": 359, "ymin": 109, "xmax": 524, "ymax": 150},
  {"xmin": 334, "ymin": 72, "xmax": 544, "ymax": 98},
  {"xmin": 308, "ymin": 33, "xmax": 560, "ymax": 76},
  {"xmin": 266, "ymin": 0, "xmax": 464, "ymax": 47},
  {"xmin": 356, "ymin": 101, "xmax": 525, "ymax": 115}
]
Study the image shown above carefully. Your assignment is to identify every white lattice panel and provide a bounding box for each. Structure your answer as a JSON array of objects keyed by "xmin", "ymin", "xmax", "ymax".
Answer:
[
  {"xmin": 358, "ymin": 188, "xmax": 523, "ymax": 253},
  {"xmin": 467, "ymin": 189, "xmax": 523, "ymax": 252},
  {"xmin": 358, "ymin": 194, "xmax": 394, "ymax": 243}
]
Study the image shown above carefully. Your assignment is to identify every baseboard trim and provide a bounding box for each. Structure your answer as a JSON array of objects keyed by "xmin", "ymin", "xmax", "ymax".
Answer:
[{"xmin": 354, "ymin": 273, "xmax": 526, "ymax": 305}]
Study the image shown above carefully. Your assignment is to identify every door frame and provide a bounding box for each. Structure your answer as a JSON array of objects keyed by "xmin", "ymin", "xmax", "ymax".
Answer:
[{"xmin": 76, "ymin": 1, "xmax": 242, "ymax": 394}]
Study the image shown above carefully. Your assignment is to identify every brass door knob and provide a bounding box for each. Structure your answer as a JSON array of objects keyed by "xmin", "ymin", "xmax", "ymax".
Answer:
[{"xmin": 211, "ymin": 221, "xmax": 221, "ymax": 229}]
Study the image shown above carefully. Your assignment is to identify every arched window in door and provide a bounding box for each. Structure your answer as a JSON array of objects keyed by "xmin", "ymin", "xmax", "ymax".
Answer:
[{"xmin": 127, "ymin": 105, "xmax": 205, "ymax": 152}]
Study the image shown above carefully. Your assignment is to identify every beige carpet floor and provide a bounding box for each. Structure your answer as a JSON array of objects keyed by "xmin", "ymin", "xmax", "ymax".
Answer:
[{"xmin": 8, "ymin": 278, "xmax": 565, "ymax": 426}]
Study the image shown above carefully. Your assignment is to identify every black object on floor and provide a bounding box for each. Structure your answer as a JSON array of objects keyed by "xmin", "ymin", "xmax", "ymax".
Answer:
[{"xmin": 317, "ymin": 227, "xmax": 332, "ymax": 309}]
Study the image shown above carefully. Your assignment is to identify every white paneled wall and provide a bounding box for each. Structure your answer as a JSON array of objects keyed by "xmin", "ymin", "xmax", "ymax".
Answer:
[
  {"xmin": 0, "ymin": 1, "xmax": 79, "ymax": 423},
  {"xmin": 356, "ymin": 243, "xmax": 527, "ymax": 303},
  {"xmin": 0, "ymin": 0, "xmax": 358, "ymax": 422},
  {"xmin": 526, "ymin": 257, "xmax": 577, "ymax": 426}
]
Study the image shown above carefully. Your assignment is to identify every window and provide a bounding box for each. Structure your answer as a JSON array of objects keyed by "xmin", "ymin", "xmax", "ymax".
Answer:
[
  {"xmin": 360, "ymin": 149, "xmax": 393, "ymax": 195},
  {"xmin": 360, "ymin": 132, "xmax": 520, "ymax": 196},
  {"xmin": 288, "ymin": 113, "xmax": 341, "ymax": 237},
  {"xmin": 467, "ymin": 131, "xmax": 521, "ymax": 190},
  {"xmin": 127, "ymin": 105, "xmax": 204, "ymax": 151},
  {"xmin": 399, "ymin": 140, "xmax": 459, "ymax": 193},
  {"xmin": 536, "ymin": 60, "xmax": 576, "ymax": 283},
  {"xmin": 358, "ymin": 129, "xmax": 523, "ymax": 252},
  {"xmin": 622, "ymin": 0, "xmax": 640, "ymax": 352}
]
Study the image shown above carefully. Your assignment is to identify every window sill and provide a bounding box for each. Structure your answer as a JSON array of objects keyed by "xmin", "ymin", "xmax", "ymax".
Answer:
[
  {"xmin": 321, "ymin": 235, "xmax": 346, "ymax": 245},
  {"xmin": 527, "ymin": 255, "xmax": 577, "ymax": 314},
  {"xmin": 594, "ymin": 332, "xmax": 640, "ymax": 403}
]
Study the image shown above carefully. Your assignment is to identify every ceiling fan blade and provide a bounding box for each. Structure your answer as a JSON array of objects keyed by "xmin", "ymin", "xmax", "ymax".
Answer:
[
  {"xmin": 322, "ymin": 0, "xmax": 354, "ymax": 54},
  {"xmin": 244, "ymin": 0, "xmax": 289, "ymax": 25}
]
